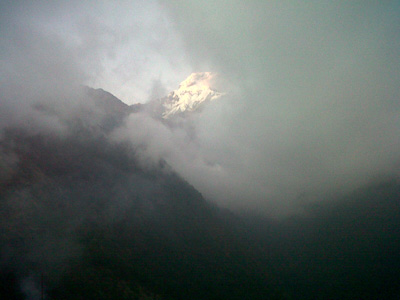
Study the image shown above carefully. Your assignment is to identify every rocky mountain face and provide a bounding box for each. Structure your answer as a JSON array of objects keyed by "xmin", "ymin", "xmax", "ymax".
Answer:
[
  {"xmin": 80, "ymin": 72, "xmax": 224, "ymax": 123},
  {"xmin": 160, "ymin": 72, "xmax": 224, "ymax": 119},
  {"xmin": 144, "ymin": 72, "xmax": 224, "ymax": 120}
]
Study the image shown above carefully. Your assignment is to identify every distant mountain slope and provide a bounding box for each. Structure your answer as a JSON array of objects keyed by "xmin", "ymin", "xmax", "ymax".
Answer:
[
  {"xmin": 2, "ymin": 84, "xmax": 399, "ymax": 299},
  {"xmin": 161, "ymin": 72, "xmax": 224, "ymax": 119},
  {"xmin": 145, "ymin": 72, "xmax": 224, "ymax": 120},
  {"xmin": 0, "ymin": 94, "xmax": 279, "ymax": 299},
  {"xmin": 82, "ymin": 72, "xmax": 224, "ymax": 123}
]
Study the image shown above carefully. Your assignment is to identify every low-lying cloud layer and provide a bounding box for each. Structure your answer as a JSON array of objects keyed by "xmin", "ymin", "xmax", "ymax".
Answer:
[{"xmin": 153, "ymin": 1, "xmax": 400, "ymax": 215}]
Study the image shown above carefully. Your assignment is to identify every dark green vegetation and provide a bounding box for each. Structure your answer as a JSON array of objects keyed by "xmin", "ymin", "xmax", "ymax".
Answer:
[{"xmin": 1, "ymin": 93, "xmax": 399, "ymax": 299}]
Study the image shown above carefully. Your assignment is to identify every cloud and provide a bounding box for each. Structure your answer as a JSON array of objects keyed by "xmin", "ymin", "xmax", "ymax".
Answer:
[
  {"xmin": 0, "ymin": 0, "xmax": 192, "ymax": 110},
  {"xmin": 1, "ymin": 0, "xmax": 399, "ymax": 217},
  {"xmin": 143, "ymin": 1, "xmax": 400, "ymax": 216}
]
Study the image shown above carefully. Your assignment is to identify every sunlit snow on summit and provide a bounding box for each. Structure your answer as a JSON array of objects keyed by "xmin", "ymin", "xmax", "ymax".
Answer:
[{"xmin": 162, "ymin": 72, "xmax": 225, "ymax": 118}]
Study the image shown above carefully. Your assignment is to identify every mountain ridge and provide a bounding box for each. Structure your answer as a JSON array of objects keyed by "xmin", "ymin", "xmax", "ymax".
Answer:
[
  {"xmin": 160, "ymin": 72, "xmax": 224, "ymax": 119},
  {"xmin": 84, "ymin": 72, "xmax": 224, "ymax": 122},
  {"xmin": 0, "ymin": 91, "xmax": 278, "ymax": 299}
]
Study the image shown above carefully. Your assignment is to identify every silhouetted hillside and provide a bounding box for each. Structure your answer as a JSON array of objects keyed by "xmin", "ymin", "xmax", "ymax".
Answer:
[
  {"xmin": 1, "ymin": 88, "xmax": 399, "ymax": 299},
  {"xmin": 0, "ymin": 124, "xmax": 279, "ymax": 299}
]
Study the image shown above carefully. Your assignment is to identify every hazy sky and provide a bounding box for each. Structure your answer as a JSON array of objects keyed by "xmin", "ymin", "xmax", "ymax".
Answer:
[
  {"xmin": 0, "ymin": 0, "xmax": 192, "ymax": 104},
  {"xmin": 1, "ymin": 1, "xmax": 400, "ymax": 216}
]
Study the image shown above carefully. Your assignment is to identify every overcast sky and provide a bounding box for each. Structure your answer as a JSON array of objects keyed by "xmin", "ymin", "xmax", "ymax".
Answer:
[
  {"xmin": 158, "ymin": 1, "xmax": 400, "ymax": 215},
  {"xmin": 0, "ymin": 0, "xmax": 193, "ymax": 104},
  {"xmin": 1, "ymin": 1, "xmax": 400, "ymax": 216}
]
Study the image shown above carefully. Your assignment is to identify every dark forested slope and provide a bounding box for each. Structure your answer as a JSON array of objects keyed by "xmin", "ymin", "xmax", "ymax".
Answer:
[{"xmin": 0, "ymin": 123, "xmax": 278, "ymax": 299}]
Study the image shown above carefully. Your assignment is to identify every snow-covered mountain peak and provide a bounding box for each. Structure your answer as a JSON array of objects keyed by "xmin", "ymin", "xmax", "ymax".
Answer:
[{"xmin": 162, "ymin": 72, "xmax": 224, "ymax": 119}]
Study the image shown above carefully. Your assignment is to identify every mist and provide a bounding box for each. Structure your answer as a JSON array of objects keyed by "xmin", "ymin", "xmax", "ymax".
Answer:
[
  {"xmin": 1, "ymin": 1, "xmax": 400, "ymax": 299},
  {"xmin": 150, "ymin": 1, "xmax": 400, "ymax": 215},
  {"xmin": 2, "ymin": 1, "xmax": 400, "ymax": 217}
]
